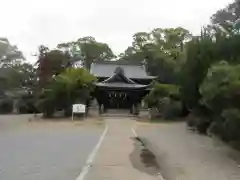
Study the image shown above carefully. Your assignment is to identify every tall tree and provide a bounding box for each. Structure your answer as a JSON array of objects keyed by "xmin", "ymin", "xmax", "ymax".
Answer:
[
  {"xmin": 119, "ymin": 27, "xmax": 191, "ymax": 83},
  {"xmin": 132, "ymin": 32, "xmax": 151, "ymax": 50},
  {"xmin": 5, "ymin": 63, "xmax": 36, "ymax": 89},
  {"xmin": 57, "ymin": 36, "xmax": 115, "ymax": 70},
  {"xmin": 211, "ymin": 0, "xmax": 240, "ymax": 33},
  {"xmin": 39, "ymin": 68, "xmax": 96, "ymax": 117},
  {"xmin": 0, "ymin": 38, "xmax": 24, "ymax": 67},
  {"xmin": 36, "ymin": 45, "xmax": 70, "ymax": 88}
]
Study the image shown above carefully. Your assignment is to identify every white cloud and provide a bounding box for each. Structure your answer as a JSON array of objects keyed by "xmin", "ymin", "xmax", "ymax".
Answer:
[{"xmin": 0, "ymin": 0, "xmax": 232, "ymax": 62}]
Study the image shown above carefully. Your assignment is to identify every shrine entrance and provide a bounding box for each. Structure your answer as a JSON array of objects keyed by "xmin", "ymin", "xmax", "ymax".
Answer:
[
  {"xmin": 107, "ymin": 91, "xmax": 129, "ymax": 109},
  {"xmin": 90, "ymin": 61, "xmax": 156, "ymax": 115},
  {"xmin": 95, "ymin": 87, "xmax": 148, "ymax": 115}
]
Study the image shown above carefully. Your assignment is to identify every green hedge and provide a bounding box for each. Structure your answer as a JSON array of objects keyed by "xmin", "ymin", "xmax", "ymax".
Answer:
[
  {"xmin": 144, "ymin": 83, "xmax": 180, "ymax": 107},
  {"xmin": 188, "ymin": 62, "xmax": 240, "ymax": 143},
  {"xmin": 145, "ymin": 83, "xmax": 182, "ymax": 120}
]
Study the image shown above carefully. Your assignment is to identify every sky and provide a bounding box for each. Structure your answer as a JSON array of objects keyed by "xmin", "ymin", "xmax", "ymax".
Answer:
[{"xmin": 0, "ymin": 0, "xmax": 232, "ymax": 63}]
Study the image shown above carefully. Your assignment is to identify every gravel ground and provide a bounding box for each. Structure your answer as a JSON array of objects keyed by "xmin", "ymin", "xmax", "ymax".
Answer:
[
  {"xmin": 0, "ymin": 115, "xmax": 104, "ymax": 180},
  {"xmin": 136, "ymin": 122, "xmax": 240, "ymax": 180}
]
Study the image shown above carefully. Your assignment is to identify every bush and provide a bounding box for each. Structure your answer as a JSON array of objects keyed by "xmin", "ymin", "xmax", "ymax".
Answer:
[
  {"xmin": 187, "ymin": 107, "xmax": 212, "ymax": 134},
  {"xmin": 200, "ymin": 61, "xmax": 240, "ymax": 114},
  {"xmin": 198, "ymin": 62, "xmax": 240, "ymax": 141},
  {"xmin": 149, "ymin": 97, "xmax": 182, "ymax": 120},
  {"xmin": 36, "ymin": 97, "xmax": 55, "ymax": 118},
  {"xmin": 158, "ymin": 97, "xmax": 182, "ymax": 119},
  {"xmin": 210, "ymin": 109, "xmax": 240, "ymax": 142},
  {"xmin": 144, "ymin": 83, "xmax": 180, "ymax": 107},
  {"xmin": 187, "ymin": 115, "xmax": 211, "ymax": 134},
  {"xmin": 17, "ymin": 98, "xmax": 39, "ymax": 114},
  {"xmin": 36, "ymin": 68, "xmax": 96, "ymax": 118},
  {"xmin": 0, "ymin": 98, "xmax": 13, "ymax": 114},
  {"xmin": 145, "ymin": 83, "xmax": 182, "ymax": 120}
]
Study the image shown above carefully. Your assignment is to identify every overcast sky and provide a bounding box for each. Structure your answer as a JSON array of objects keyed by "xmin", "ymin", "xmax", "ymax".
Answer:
[{"xmin": 0, "ymin": 0, "xmax": 232, "ymax": 62}]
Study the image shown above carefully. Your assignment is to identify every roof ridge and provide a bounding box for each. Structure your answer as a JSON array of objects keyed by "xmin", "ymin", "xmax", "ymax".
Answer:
[{"xmin": 92, "ymin": 60, "xmax": 143, "ymax": 66}]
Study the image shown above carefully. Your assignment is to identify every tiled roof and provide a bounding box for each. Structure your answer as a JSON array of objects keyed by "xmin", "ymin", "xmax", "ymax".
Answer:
[
  {"xmin": 90, "ymin": 62, "xmax": 155, "ymax": 79},
  {"xmin": 95, "ymin": 82, "xmax": 148, "ymax": 89}
]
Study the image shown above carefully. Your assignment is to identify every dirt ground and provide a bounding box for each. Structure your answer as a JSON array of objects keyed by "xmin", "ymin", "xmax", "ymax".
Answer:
[{"xmin": 136, "ymin": 122, "xmax": 240, "ymax": 180}]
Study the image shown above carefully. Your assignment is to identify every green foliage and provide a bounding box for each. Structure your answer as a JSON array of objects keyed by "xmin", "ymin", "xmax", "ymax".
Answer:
[
  {"xmin": 8, "ymin": 63, "xmax": 37, "ymax": 89},
  {"xmin": 38, "ymin": 68, "xmax": 96, "ymax": 118},
  {"xmin": 180, "ymin": 31, "xmax": 216, "ymax": 109},
  {"xmin": 208, "ymin": 108, "xmax": 240, "ymax": 143},
  {"xmin": 37, "ymin": 47, "xmax": 70, "ymax": 88},
  {"xmin": 144, "ymin": 83, "xmax": 181, "ymax": 120},
  {"xmin": 187, "ymin": 113, "xmax": 211, "ymax": 134},
  {"xmin": 17, "ymin": 95, "xmax": 38, "ymax": 114},
  {"xmin": 119, "ymin": 27, "xmax": 191, "ymax": 84},
  {"xmin": 196, "ymin": 61, "xmax": 240, "ymax": 140},
  {"xmin": 200, "ymin": 61, "xmax": 240, "ymax": 113},
  {"xmin": 211, "ymin": 0, "xmax": 240, "ymax": 32},
  {"xmin": 157, "ymin": 97, "xmax": 182, "ymax": 119},
  {"xmin": 57, "ymin": 36, "xmax": 115, "ymax": 70},
  {"xmin": 0, "ymin": 98, "xmax": 13, "ymax": 114},
  {"xmin": 145, "ymin": 83, "xmax": 180, "ymax": 107},
  {"xmin": 0, "ymin": 38, "xmax": 24, "ymax": 66},
  {"xmin": 220, "ymin": 108, "xmax": 240, "ymax": 141}
]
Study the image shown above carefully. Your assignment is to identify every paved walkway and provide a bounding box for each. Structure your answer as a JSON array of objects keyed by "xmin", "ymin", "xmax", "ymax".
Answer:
[{"xmin": 85, "ymin": 118, "xmax": 159, "ymax": 180}]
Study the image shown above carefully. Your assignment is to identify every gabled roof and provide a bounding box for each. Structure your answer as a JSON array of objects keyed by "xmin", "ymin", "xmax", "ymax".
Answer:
[
  {"xmin": 90, "ymin": 61, "xmax": 155, "ymax": 79},
  {"xmin": 102, "ymin": 67, "xmax": 136, "ymax": 84},
  {"xmin": 95, "ymin": 65, "xmax": 150, "ymax": 89}
]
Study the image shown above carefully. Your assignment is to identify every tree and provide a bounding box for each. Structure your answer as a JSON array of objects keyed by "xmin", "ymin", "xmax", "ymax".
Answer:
[
  {"xmin": 119, "ymin": 27, "xmax": 191, "ymax": 84},
  {"xmin": 57, "ymin": 36, "xmax": 115, "ymax": 70},
  {"xmin": 211, "ymin": 0, "xmax": 240, "ymax": 34},
  {"xmin": 199, "ymin": 61, "xmax": 240, "ymax": 141},
  {"xmin": 38, "ymin": 68, "xmax": 96, "ymax": 117},
  {"xmin": 36, "ymin": 46, "xmax": 70, "ymax": 88},
  {"xmin": 0, "ymin": 38, "xmax": 27, "ymax": 93},
  {"xmin": 132, "ymin": 32, "xmax": 151, "ymax": 50},
  {"xmin": 0, "ymin": 38, "xmax": 24, "ymax": 67},
  {"xmin": 200, "ymin": 61, "xmax": 240, "ymax": 114},
  {"xmin": 180, "ymin": 30, "xmax": 216, "ymax": 110},
  {"xmin": 6, "ymin": 63, "xmax": 37, "ymax": 89},
  {"xmin": 144, "ymin": 83, "xmax": 182, "ymax": 119},
  {"xmin": 211, "ymin": 0, "xmax": 240, "ymax": 25}
]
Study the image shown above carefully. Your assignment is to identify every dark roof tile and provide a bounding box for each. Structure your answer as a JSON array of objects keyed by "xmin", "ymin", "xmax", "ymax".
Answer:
[
  {"xmin": 95, "ymin": 82, "xmax": 148, "ymax": 89},
  {"xmin": 90, "ymin": 62, "xmax": 155, "ymax": 79}
]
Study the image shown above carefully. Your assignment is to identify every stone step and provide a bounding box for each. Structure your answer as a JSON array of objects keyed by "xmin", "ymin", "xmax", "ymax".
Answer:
[{"xmin": 100, "ymin": 109, "xmax": 135, "ymax": 117}]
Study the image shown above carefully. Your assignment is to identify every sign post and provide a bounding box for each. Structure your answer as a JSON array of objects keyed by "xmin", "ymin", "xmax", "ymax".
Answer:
[{"xmin": 72, "ymin": 104, "xmax": 86, "ymax": 121}]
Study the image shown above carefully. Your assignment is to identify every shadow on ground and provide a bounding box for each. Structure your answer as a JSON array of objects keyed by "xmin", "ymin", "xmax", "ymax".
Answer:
[{"xmin": 129, "ymin": 137, "xmax": 162, "ymax": 178}]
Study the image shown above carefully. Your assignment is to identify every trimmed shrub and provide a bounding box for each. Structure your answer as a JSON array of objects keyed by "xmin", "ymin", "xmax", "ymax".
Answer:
[
  {"xmin": 149, "ymin": 97, "xmax": 182, "ymax": 120},
  {"xmin": 144, "ymin": 83, "xmax": 180, "ymax": 108},
  {"xmin": 145, "ymin": 83, "xmax": 182, "ymax": 120}
]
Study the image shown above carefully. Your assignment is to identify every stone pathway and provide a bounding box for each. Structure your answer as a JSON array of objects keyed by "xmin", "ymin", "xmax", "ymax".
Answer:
[{"xmin": 85, "ymin": 118, "xmax": 160, "ymax": 180}]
